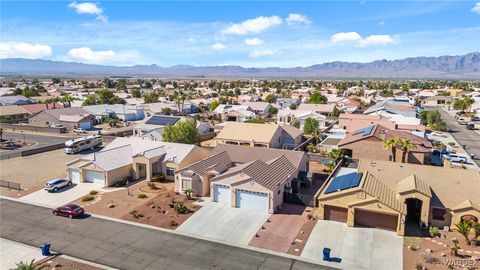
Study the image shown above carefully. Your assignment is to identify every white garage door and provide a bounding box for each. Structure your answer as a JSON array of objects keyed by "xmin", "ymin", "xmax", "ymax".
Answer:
[
  {"xmin": 236, "ymin": 189, "xmax": 269, "ymax": 212},
  {"xmin": 213, "ymin": 184, "xmax": 230, "ymax": 205},
  {"xmin": 78, "ymin": 121, "xmax": 92, "ymax": 129},
  {"xmin": 69, "ymin": 169, "xmax": 81, "ymax": 183},
  {"xmin": 84, "ymin": 170, "xmax": 105, "ymax": 186}
]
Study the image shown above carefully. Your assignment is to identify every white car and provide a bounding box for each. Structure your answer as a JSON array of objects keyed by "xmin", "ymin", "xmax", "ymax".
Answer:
[
  {"xmin": 442, "ymin": 153, "xmax": 468, "ymax": 163},
  {"xmin": 73, "ymin": 128, "xmax": 87, "ymax": 133},
  {"xmin": 431, "ymin": 131, "xmax": 447, "ymax": 138},
  {"xmin": 457, "ymin": 117, "xmax": 468, "ymax": 125}
]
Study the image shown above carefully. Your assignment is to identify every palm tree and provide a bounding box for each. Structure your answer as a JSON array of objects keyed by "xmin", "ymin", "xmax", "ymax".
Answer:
[
  {"xmin": 455, "ymin": 220, "xmax": 472, "ymax": 245},
  {"xmin": 463, "ymin": 96, "xmax": 474, "ymax": 112},
  {"xmin": 383, "ymin": 137, "xmax": 398, "ymax": 162},
  {"xmin": 11, "ymin": 259, "xmax": 47, "ymax": 270},
  {"xmin": 328, "ymin": 149, "xmax": 344, "ymax": 164},
  {"xmin": 60, "ymin": 94, "xmax": 74, "ymax": 107},
  {"xmin": 397, "ymin": 139, "xmax": 414, "ymax": 163}
]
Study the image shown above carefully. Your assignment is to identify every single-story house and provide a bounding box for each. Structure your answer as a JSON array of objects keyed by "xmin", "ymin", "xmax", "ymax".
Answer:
[
  {"xmin": 28, "ymin": 107, "xmax": 95, "ymax": 131},
  {"xmin": 66, "ymin": 137, "xmax": 210, "ymax": 187},
  {"xmin": 212, "ymin": 104, "xmax": 257, "ymax": 122},
  {"xmin": 83, "ymin": 104, "xmax": 145, "ymax": 122},
  {"xmin": 338, "ymin": 124, "xmax": 432, "ymax": 164},
  {"xmin": 335, "ymin": 97, "xmax": 360, "ymax": 113},
  {"xmin": 0, "ymin": 95, "xmax": 34, "ymax": 106},
  {"xmin": 338, "ymin": 114, "xmax": 425, "ymax": 133},
  {"xmin": 133, "ymin": 115, "xmax": 213, "ymax": 141},
  {"xmin": 297, "ymin": 103, "xmax": 336, "ymax": 117},
  {"xmin": 277, "ymin": 108, "xmax": 327, "ymax": 129},
  {"xmin": 214, "ymin": 122, "xmax": 303, "ymax": 149},
  {"xmin": 0, "ymin": 105, "xmax": 30, "ymax": 122},
  {"xmin": 21, "ymin": 103, "xmax": 64, "ymax": 114},
  {"xmin": 241, "ymin": 102, "xmax": 272, "ymax": 115},
  {"xmin": 316, "ymin": 159, "xmax": 480, "ymax": 235},
  {"xmin": 422, "ymin": 96, "xmax": 452, "ymax": 107},
  {"xmin": 176, "ymin": 144, "xmax": 309, "ymax": 213}
]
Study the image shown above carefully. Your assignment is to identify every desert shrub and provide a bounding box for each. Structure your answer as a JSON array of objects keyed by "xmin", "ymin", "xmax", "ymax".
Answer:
[
  {"xmin": 448, "ymin": 142, "xmax": 456, "ymax": 147},
  {"xmin": 429, "ymin": 226, "xmax": 440, "ymax": 238},
  {"xmin": 137, "ymin": 193, "xmax": 148, "ymax": 199},
  {"xmin": 419, "ymin": 251, "xmax": 439, "ymax": 264},
  {"xmin": 129, "ymin": 209, "xmax": 143, "ymax": 218},
  {"xmin": 173, "ymin": 201, "xmax": 188, "ymax": 214},
  {"xmin": 89, "ymin": 190, "xmax": 98, "ymax": 195},
  {"xmin": 147, "ymin": 182, "xmax": 158, "ymax": 190},
  {"xmin": 82, "ymin": 195, "xmax": 95, "ymax": 202},
  {"xmin": 114, "ymin": 179, "xmax": 127, "ymax": 187},
  {"xmin": 415, "ymin": 263, "xmax": 423, "ymax": 270},
  {"xmin": 169, "ymin": 220, "xmax": 178, "ymax": 227}
]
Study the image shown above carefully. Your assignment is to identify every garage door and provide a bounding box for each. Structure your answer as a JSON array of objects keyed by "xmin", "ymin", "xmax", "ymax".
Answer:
[
  {"xmin": 84, "ymin": 170, "xmax": 105, "ymax": 186},
  {"xmin": 69, "ymin": 169, "xmax": 81, "ymax": 183},
  {"xmin": 78, "ymin": 121, "xmax": 92, "ymax": 129},
  {"xmin": 324, "ymin": 205, "xmax": 348, "ymax": 223},
  {"xmin": 213, "ymin": 184, "xmax": 230, "ymax": 205},
  {"xmin": 355, "ymin": 209, "xmax": 398, "ymax": 232},
  {"xmin": 236, "ymin": 189, "xmax": 269, "ymax": 212}
]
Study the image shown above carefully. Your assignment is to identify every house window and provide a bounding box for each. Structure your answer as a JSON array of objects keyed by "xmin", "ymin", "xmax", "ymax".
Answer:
[
  {"xmin": 432, "ymin": 208, "xmax": 446, "ymax": 221},
  {"xmin": 166, "ymin": 167, "xmax": 175, "ymax": 176},
  {"xmin": 182, "ymin": 179, "xmax": 192, "ymax": 190}
]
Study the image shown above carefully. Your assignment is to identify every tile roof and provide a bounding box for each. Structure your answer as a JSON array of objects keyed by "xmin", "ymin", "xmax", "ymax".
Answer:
[
  {"xmin": 215, "ymin": 122, "xmax": 281, "ymax": 143},
  {"xmin": 357, "ymin": 159, "xmax": 480, "ymax": 210},
  {"xmin": 211, "ymin": 143, "xmax": 307, "ymax": 170},
  {"xmin": 280, "ymin": 124, "xmax": 304, "ymax": 138},
  {"xmin": 178, "ymin": 151, "xmax": 232, "ymax": 177},
  {"xmin": 82, "ymin": 144, "xmax": 133, "ymax": 171},
  {"xmin": 361, "ymin": 172, "xmax": 406, "ymax": 214},
  {"xmin": 297, "ymin": 103, "xmax": 335, "ymax": 113},
  {"xmin": 0, "ymin": 95, "xmax": 33, "ymax": 105},
  {"xmin": 42, "ymin": 107, "xmax": 91, "ymax": 120},
  {"xmin": 394, "ymin": 174, "xmax": 432, "ymax": 197},
  {"xmin": 20, "ymin": 103, "xmax": 63, "ymax": 114},
  {"xmin": 0, "ymin": 105, "xmax": 29, "ymax": 116}
]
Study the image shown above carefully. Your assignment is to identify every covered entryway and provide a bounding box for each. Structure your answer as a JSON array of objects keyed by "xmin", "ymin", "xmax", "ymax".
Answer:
[
  {"xmin": 355, "ymin": 209, "xmax": 398, "ymax": 232},
  {"xmin": 83, "ymin": 170, "xmax": 105, "ymax": 186},
  {"xmin": 235, "ymin": 189, "xmax": 269, "ymax": 212},
  {"xmin": 324, "ymin": 205, "xmax": 348, "ymax": 223},
  {"xmin": 78, "ymin": 121, "xmax": 92, "ymax": 129},
  {"xmin": 213, "ymin": 184, "xmax": 230, "ymax": 205},
  {"xmin": 405, "ymin": 198, "xmax": 422, "ymax": 224},
  {"xmin": 68, "ymin": 168, "xmax": 81, "ymax": 183}
]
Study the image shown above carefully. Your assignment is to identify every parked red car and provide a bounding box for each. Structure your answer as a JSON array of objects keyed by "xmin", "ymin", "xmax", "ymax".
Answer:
[{"xmin": 53, "ymin": 204, "xmax": 84, "ymax": 218}]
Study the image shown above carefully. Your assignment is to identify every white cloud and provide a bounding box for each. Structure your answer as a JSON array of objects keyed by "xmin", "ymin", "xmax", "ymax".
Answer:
[
  {"xmin": 472, "ymin": 2, "xmax": 480, "ymax": 14},
  {"xmin": 358, "ymin": 35, "xmax": 396, "ymax": 46},
  {"xmin": 67, "ymin": 47, "xmax": 116, "ymax": 63},
  {"xmin": 331, "ymin": 32, "xmax": 396, "ymax": 46},
  {"xmin": 330, "ymin": 32, "xmax": 362, "ymax": 43},
  {"xmin": 378, "ymin": 21, "xmax": 385, "ymax": 26},
  {"xmin": 0, "ymin": 41, "xmax": 52, "ymax": 59},
  {"xmin": 68, "ymin": 2, "xmax": 107, "ymax": 22},
  {"xmin": 212, "ymin": 43, "xmax": 226, "ymax": 50},
  {"xmin": 244, "ymin": 38, "xmax": 264, "ymax": 46},
  {"xmin": 222, "ymin": 16, "xmax": 282, "ymax": 35},
  {"xmin": 187, "ymin": 37, "xmax": 197, "ymax": 43},
  {"xmin": 286, "ymin": 14, "xmax": 312, "ymax": 25},
  {"xmin": 249, "ymin": 48, "xmax": 276, "ymax": 58}
]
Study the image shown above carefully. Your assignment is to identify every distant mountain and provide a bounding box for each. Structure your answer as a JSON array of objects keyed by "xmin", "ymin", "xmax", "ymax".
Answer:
[{"xmin": 1, "ymin": 52, "xmax": 479, "ymax": 79}]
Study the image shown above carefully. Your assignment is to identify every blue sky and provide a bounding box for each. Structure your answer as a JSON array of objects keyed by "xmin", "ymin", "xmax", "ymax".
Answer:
[{"xmin": 1, "ymin": 1, "xmax": 479, "ymax": 67}]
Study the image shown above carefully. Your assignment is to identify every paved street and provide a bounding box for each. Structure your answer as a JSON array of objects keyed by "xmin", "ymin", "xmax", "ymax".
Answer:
[
  {"xmin": 437, "ymin": 109, "xmax": 480, "ymax": 166},
  {"xmin": 0, "ymin": 132, "xmax": 72, "ymax": 159},
  {"xmin": 0, "ymin": 199, "xmax": 337, "ymax": 270}
]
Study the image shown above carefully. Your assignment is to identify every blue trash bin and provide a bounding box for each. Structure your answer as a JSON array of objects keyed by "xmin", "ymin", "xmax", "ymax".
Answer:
[
  {"xmin": 323, "ymin": 247, "xmax": 331, "ymax": 261},
  {"xmin": 40, "ymin": 243, "xmax": 51, "ymax": 256}
]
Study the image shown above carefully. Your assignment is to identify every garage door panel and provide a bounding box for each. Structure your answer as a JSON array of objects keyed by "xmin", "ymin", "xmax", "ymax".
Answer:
[
  {"xmin": 213, "ymin": 184, "xmax": 230, "ymax": 205},
  {"xmin": 324, "ymin": 205, "xmax": 348, "ymax": 223},
  {"xmin": 69, "ymin": 169, "xmax": 80, "ymax": 183},
  {"xmin": 355, "ymin": 209, "xmax": 398, "ymax": 231},
  {"xmin": 84, "ymin": 170, "xmax": 105, "ymax": 186},
  {"xmin": 78, "ymin": 121, "xmax": 92, "ymax": 129},
  {"xmin": 236, "ymin": 190, "xmax": 269, "ymax": 212}
]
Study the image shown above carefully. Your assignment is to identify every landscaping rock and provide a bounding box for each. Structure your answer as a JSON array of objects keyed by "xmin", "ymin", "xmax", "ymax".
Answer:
[
  {"xmin": 441, "ymin": 252, "xmax": 446, "ymax": 257},
  {"xmin": 150, "ymin": 204, "xmax": 156, "ymax": 209},
  {"xmin": 107, "ymin": 203, "xmax": 115, "ymax": 208},
  {"xmin": 294, "ymin": 248, "xmax": 299, "ymax": 252},
  {"xmin": 425, "ymin": 249, "xmax": 433, "ymax": 253},
  {"xmin": 407, "ymin": 245, "xmax": 416, "ymax": 251}
]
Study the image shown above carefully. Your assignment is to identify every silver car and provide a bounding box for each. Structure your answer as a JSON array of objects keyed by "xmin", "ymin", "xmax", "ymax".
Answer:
[{"xmin": 44, "ymin": 178, "xmax": 72, "ymax": 192}]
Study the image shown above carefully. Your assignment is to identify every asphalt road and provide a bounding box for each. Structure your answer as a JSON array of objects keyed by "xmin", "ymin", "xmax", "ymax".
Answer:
[
  {"xmin": 0, "ymin": 132, "xmax": 72, "ymax": 158},
  {"xmin": 0, "ymin": 199, "xmax": 337, "ymax": 270},
  {"xmin": 437, "ymin": 108, "xmax": 480, "ymax": 166}
]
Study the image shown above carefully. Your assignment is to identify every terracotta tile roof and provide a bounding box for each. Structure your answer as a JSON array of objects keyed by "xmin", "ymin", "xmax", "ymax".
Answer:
[
  {"xmin": 21, "ymin": 103, "xmax": 63, "ymax": 114},
  {"xmin": 394, "ymin": 174, "xmax": 432, "ymax": 197}
]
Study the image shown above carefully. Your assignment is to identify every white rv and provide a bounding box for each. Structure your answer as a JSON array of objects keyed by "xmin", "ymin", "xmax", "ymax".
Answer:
[{"xmin": 65, "ymin": 135, "xmax": 102, "ymax": 154}]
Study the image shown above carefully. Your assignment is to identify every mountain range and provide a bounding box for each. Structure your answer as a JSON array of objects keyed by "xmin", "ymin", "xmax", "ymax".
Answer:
[{"xmin": 1, "ymin": 52, "xmax": 479, "ymax": 79}]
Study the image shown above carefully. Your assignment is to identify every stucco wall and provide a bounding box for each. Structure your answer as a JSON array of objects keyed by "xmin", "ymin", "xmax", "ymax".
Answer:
[{"xmin": 106, "ymin": 164, "xmax": 133, "ymax": 186}]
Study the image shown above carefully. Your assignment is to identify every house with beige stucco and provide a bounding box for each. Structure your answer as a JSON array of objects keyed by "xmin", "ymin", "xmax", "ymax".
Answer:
[
  {"xmin": 176, "ymin": 144, "xmax": 309, "ymax": 213},
  {"xmin": 316, "ymin": 159, "xmax": 480, "ymax": 236},
  {"xmin": 66, "ymin": 137, "xmax": 209, "ymax": 187}
]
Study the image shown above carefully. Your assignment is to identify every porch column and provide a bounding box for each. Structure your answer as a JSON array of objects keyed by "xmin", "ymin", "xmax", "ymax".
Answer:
[{"xmin": 146, "ymin": 160, "xmax": 152, "ymax": 181}]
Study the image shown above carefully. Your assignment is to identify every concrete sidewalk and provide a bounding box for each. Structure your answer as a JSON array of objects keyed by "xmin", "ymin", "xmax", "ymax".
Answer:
[{"xmin": 1, "ymin": 238, "xmax": 46, "ymax": 269}]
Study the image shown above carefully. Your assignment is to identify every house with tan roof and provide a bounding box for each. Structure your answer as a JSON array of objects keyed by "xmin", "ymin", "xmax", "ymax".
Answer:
[
  {"xmin": 277, "ymin": 108, "xmax": 326, "ymax": 129},
  {"xmin": 338, "ymin": 124, "xmax": 432, "ymax": 164},
  {"xmin": 214, "ymin": 122, "xmax": 303, "ymax": 149},
  {"xmin": 297, "ymin": 103, "xmax": 336, "ymax": 116},
  {"xmin": 316, "ymin": 159, "xmax": 480, "ymax": 235},
  {"xmin": 66, "ymin": 137, "xmax": 209, "ymax": 187},
  {"xmin": 176, "ymin": 144, "xmax": 309, "ymax": 213},
  {"xmin": 0, "ymin": 105, "xmax": 30, "ymax": 122},
  {"xmin": 28, "ymin": 107, "xmax": 95, "ymax": 131}
]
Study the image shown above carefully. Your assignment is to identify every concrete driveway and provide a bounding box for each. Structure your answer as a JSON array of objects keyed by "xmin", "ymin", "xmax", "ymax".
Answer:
[
  {"xmin": 176, "ymin": 202, "xmax": 270, "ymax": 245},
  {"xmin": 302, "ymin": 221, "xmax": 403, "ymax": 270},
  {"xmin": 19, "ymin": 182, "xmax": 101, "ymax": 208}
]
